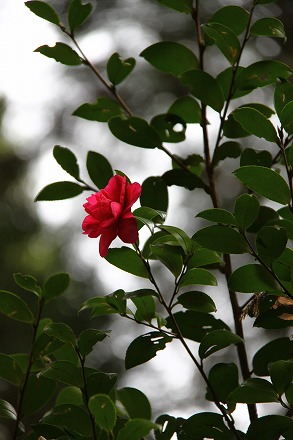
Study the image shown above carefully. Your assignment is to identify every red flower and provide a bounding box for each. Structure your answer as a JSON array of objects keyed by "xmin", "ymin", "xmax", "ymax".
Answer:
[{"xmin": 82, "ymin": 175, "xmax": 141, "ymax": 257}]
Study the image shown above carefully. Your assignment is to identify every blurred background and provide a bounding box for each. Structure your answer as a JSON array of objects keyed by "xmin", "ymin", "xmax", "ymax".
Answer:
[{"xmin": 0, "ymin": 0, "xmax": 292, "ymax": 437}]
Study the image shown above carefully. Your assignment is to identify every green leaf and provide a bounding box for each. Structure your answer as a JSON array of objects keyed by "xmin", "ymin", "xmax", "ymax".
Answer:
[
  {"xmin": 250, "ymin": 17, "xmax": 286, "ymax": 39},
  {"xmin": 240, "ymin": 148, "xmax": 273, "ymax": 168},
  {"xmin": 210, "ymin": 6, "xmax": 249, "ymax": 35},
  {"xmin": 228, "ymin": 378, "xmax": 279, "ymax": 403},
  {"xmin": 43, "ymin": 273, "xmax": 70, "ymax": 303},
  {"xmin": 166, "ymin": 311, "xmax": 229, "ymax": 342},
  {"xmin": 223, "ymin": 113, "xmax": 250, "ymax": 138},
  {"xmin": 196, "ymin": 208, "xmax": 237, "ymax": 225},
  {"xmin": 0, "ymin": 400, "xmax": 18, "ymax": 421},
  {"xmin": 234, "ymin": 194, "xmax": 260, "ymax": 231},
  {"xmin": 177, "ymin": 291, "xmax": 216, "ymax": 313},
  {"xmin": 79, "ymin": 296, "xmax": 119, "ymax": 317},
  {"xmin": 13, "ymin": 273, "xmax": 41, "ymax": 297},
  {"xmin": 179, "ymin": 268, "xmax": 217, "ymax": 287},
  {"xmin": 40, "ymin": 360, "xmax": 82, "ymax": 387},
  {"xmin": 247, "ymin": 206, "xmax": 279, "ymax": 233},
  {"xmin": 232, "ymin": 107, "xmax": 277, "ymax": 142},
  {"xmin": 117, "ymin": 387, "xmax": 151, "ymax": 420},
  {"xmin": 203, "ymin": 23, "xmax": 240, "ymax": 65},
  {"xmin": 106, "ymin": 247, "xmax": 149, "ymax": 278},
  {"xmin": 256, "ymin": 226, "xmax": 287, "ymax": 266},
  {"xmin": 43, "ymin": 322, "xmax": 76, "ymax": 346},
  {"xmin": 117, "ymin": 419, "xmax": 158, "ymax": 440},
  {"xmin": 53, "ymin": 145, "xmax": 80, "ymax": 180},
  {"xmin": 255, "ymin": 0, "xmax": 277, "ymax": 3},
  {"xmin": 140, "ymin": 42, "xmax": 198, "ymax": 76},
  {"xmin": 125, "ymin": 332, "xmax": 173, "ymax": 369},
  {"xmin": 56, "ymin": 386, "xmax": 83, "ymax": 406},
  {"xmin": 155, "ymin": 415, "xmax": 185, "ymax": 440},
  {"xmin": 68, "ymin": 0, "xmax": 93, "ymax": 33},
  {"xmin": 41, "ymin": 404, "xmax": 92, "ymax": 436},
  {"xmin": 150, "ymin": 245, "xmax": 183, "ymax": 278},
  {"xmin": 236, "ymin": 60, "xmax": 292, "ymax": 92},
  {"xmin": 274, "ymin": 80, "xmax": 293, "ymax": 117},
  {"xmin": 156, "ymin": 0, "xmax": 193, "ymax": 14},
  {"xmin": 187, "ymin": 248, "xmax": 222, "ymax": 269},
  {"xmin": 246, "ymin": 415, "xmax": 293, "ymax": 440},
  {"xmin": 133, "ymin": 207, "xmax": 166, "ymax": 229},
  {"xmin": 269, "ymin": 360, "xmax": 293, "ymax": 395},
  {"xmin": 168, "ymin": 96, "xmax": 201, "ymax": 124},
  {"xmin": 131, "ymin": 295, "xmax": 156, "ymax": 323},
  {"xmin": 25, "ymin": 1, "xmax": 60, "ymax": 25},
  {"xmin": 78, "ymin": 329, "xmax": 108, "ymax": 357},
  {"xmin": 125, "ymin": 289, "xmax": 158, "ymax": 299},
  {"xmin": 86, "ymin": 151, "xmax": 113, "ymax": 189},
  {"xmin": 181, "ymin": 70, "xmax": 224, "ymax": 112},
  {"xmin": 35, "ymin": 181, "xmax": 84, "ymax": 201},
  {"xmin": 178, "ymin": 413, "xmax": 233, "ymax": 439},
  {"xmin": 217, "ymin": 66, "xmax": 248, "ymax": 100},
  {"xmin": 73, "ymin": 98, "xmax": 124, "ymax": 122},
  {"xmin": 160, "ymin": 225, "xmax": 192, "ymax": 255},
  {"xmin": 199, "ymin": 330, "xmax": 242, "ymax": 359},
  {"xmin": 86, "ymin": 371, "xmax": 117, "ymax": 397},
  {"xmin": 193, "ymin": 225, "xmax": 248, "ymax": 254},
  {"xmin": 162, "ymin": 169, "xmax": 206, "ymax": 191},
  {"xmin": 212, "ymin": 141, "xmax": 242, "ymax": 166},
  {"xmin": 228, "ymin": 264, "xmax": 276, "ymax": 292},
  {"xmin": 22, "ymin": 375, "xmax": 56, "ymax": 416},
  {"xmin": 0, "ymin": 354, "xmax": 23, "ymax": 385},
  {"xmin": 253, "ymin": 337, "xmax": 293, "ymax": 376},
  {"xmin": 107, "ymin": 52, "xmax": 135, "ymax": 85},
  {"xmin": 234, "ymin": 166, "xmax": 290, "ymax": 204},
  {"xmin": 34, "ymin": 43, "xmax": 82, "ymax": 66},
  {"xmin": 141, "ymin": 176, "xmax": 168, "ymax": 211},
  {"xmin": 151, "ymin": 114, "xmax": 186, "ymax": 143},
  {"xmin": 280, "ymin": 100, "xmax": 293, "ymax": 135},
  {"xmin": 0, "ymin": 291, "xmax": 34, "ymax": 323},
  {"xmin": 206, "ymin": 363, "xmax": 239, "ymax": 404},
  {"xmin": 89, "ymin": 394, "xmax": 116, "ymax": 431},
  {"xmin": 286, "ymin": 384, "xmax": 293, "ymax": 407},
  {"xmin": 109, "ymin": 116, "xmax": 162, "ymax": 148}
]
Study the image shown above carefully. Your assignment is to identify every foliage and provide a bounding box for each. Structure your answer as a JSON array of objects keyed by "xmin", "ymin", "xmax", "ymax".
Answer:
[{"xmin": 1, "ymin": 0, "xmax": 293, "ymax": 438}]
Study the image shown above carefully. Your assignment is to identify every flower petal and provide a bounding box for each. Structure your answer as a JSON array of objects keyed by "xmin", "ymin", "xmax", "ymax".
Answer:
[
  {"xmin": 99, "ymin": 228, "xmax": 118, "ymax": 257},
  {"xmin": 82, "ymin": 215, "xmax": 101, "ymax": 238},
  {"xmin": 118, "ymin": 216, "xmax": 139, "ymax": 243},
  {"xmin": 104, "ymin": 175, "xmax": 126, "ymax": 203},
  {"xmin": 124, "ymin": 182, "xmax": 141, "ymax": 210}
]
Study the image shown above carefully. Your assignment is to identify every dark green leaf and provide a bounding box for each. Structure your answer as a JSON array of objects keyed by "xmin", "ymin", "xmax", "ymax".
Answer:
[
  {"xmin": 181, "ymin": 70, "xmax": 224, "ymax": 112},
  {"xmin": 68, "ymin": 0, "xmax": 93, "ymax": 33},
  {"xmin": 179, "ymin": 268, "xmax": 217, "ymax": 287},
  {"xmin": 196, "ymin": 208, "xmax": 237, "ymax": 225},
  {"xmin": 177, "ymin": 291, "xmax": 216, "ymax": 313},
  {"xmin": 272, "ymin": 247, "xmax": 293, "ymax": 281},
  {"xmin": 0, "ymin": 400, "xmax": 18, "ymax": 421},
  {"xmin": 269, "ymin": 360, "xmax": 293, "ymax": 395},
  {"xmin": 150, "ymin": 245, "xmax": 183, "ymax": 278},
  {"xmin": 34, "ymin": 43, "xmax": 82, "ymax": 65},
  {"xmin": 78, "ymin": 329, "xmax": 108, "ymax": 357},
  {"xmin": 199, "ymin": 330, "xmax": 242, "ymax": 359},
  {"xmin": 155, "ymin": 415, "xmax": 185, "ymax": 440},
  {"xmin": 0, "ymin": 354, "xmax": 23, "ymax": 385},
  {"xmin": 274, "ymin": 80, "xmax": 293, "ymax": 118},
  {"xmin": 41, "ymin": 404, "xmax": 92, "ymax": 436},
  {"xmin": 212, "ymin": 141, "xmax": 242, "ymax": 166},
  {"xmin": 240, "ymin": 148, "xmax": 272, "ymax": 168},
  {"xmin": 234, "ymin": 166, "xmax": 290, "ymax": 204},
  {"xmin": 203, "ymin": 23, "xmax": 240, "ymax": 65},
  {"xmin": 280, "ymin": 100, "xmax": 293, "ymax": 135},
  {"xmin": 256, "ymin": 226, "xmax": 287, "ymax": 266},
  {"xmin": 109, "ymin": 116, "xmax": 161, "ymax": 148},
  {"xmin": 13, "ymin": 273, "xmax": 41, "ymax": 297},
  {"xmin": 125, "ymin": 332, "xmax": 173, "ymax": 369},
  {"xmin": 253, "ymin": 337, "xmax": 293, "ymax": 376},
  {"xmin": 217, "ymin": 66, "xmax": 248, "ymax": 100},
  {"xmin": 131, "ymin": 295, "xmax": 156, "ymax": 323},
  {"xmin": 193, "ymin": 225, "xmax": 248, "ymax": 254},
  {"xmin": 56, "ymin": 386, "xmax": 83, "ymax": 406},
  {"xmin": 73, "ymin": 98, "xmax": 124, "ymax": 122},
  {"xmin": 125, "ymin": 288, "xmax": 158, "ymax": 299},
  {"xmin": 187, "ymin": 248, "xmax": 222, "ymax": 269},
  {"xmin": 43, "ymin": 273, "xmax": 70, "ymax": 303},
  {"xmin": 166, "ymin": 311, "xmax": 229, "ymax": 343},
  {"xmin": 107, "ymin": 52, "xmax": 135, "ymax": 85},
  {"xmin": 234, "ymin": 194, "xmax": 260, "ymax": 231},
  {"xmin": 89, "ymin": 394, "xmax": 116, "ymax": 431},
  {"xmin": 43, "ymin": 322, "xmax": 76, "ymax": 346},
  {"xmin": 160, "ymin": 225, "xmax": 192, "ymax": 255},
  {"xmin": 210, "ymin": 6, "xmax": 249, "ymax": 35},
  {"xmin": 162, "ymin": 169, "xmax": 206, "ymax": 191},
  {"xmin": 255, "ymin": 0, "xmax": 277, "ymax": 3},
  {"xmin": 86, "ymin": 151, "xmax": 113, "ymax": 189},
  {"xmin": 250, "ymin": 17, "xmax": 286, "ymax": 39},
  {"xmin": 106, "ymin": 289, "xmax": 127, "ymax": 314},
  {"xmin": 0, "ymin": 290, "xmax": 34, "ymax": 323},
  {"xmin": 178, "ymin": 413, "xmax": 232, "ymax": 439},
  {"xmin": 286, "ymin": 384, "xmax": 293, "ymax": 407},
  {"xmin": 156, "ymin": 0, "xmax": 193, "ymax": 14},
  {"xmin": 206, "ymin": 363, "xmax": 239, "ymax": 403},
  {"xmin": 79, "ymin": 296, "xmax": 119, "ymax": 317},
  {"xmin": 35, "ymin": 181, "xmax": 84, "ymax": 201},
  {"xmin": 141, "ymin": 176, "xmax": 168, "ymax": 211},
  {"xmin": 117, "ymin": 419, "xmax": 158, "ymax": 440},
  {"xmin": 247, "ymin": 205, "xmax": 279, "ymax": 233},
  {"xmin": 228, "ymin": 264, "xmax": 276, "ymax": 292},
  {"xmin": 232, "ymin": 107, "xmax": 277, "ymax": 142},
  {"xmin": 25, "ymin": 1, "xmax": 60, "ymax": 25},
  {"xmin": 117, "ymin": 387, "xmax": 151, "ymax": 420},
  {"xmin": 133, "ymin": 207, "xmax": 166, "ymax": 230},
  {"xmin": 168, "ymin": 96, "xmax": 201, "ymax": 123},
  {"xmin": 106, "ymin": 247, "xmax": 149, "ymax": 278},
  {"xmin": 53, "ymin": 145, "xmax": 80, "ymax": 180},
  {"xmin": 140, "ymin": 42, "xmax": 198, "ymax": 76},
  {"xmin": 22, "ymin": 375, "xmax": 56, "ymax": 416},
  {"xmin": 254, "ymin": 306, "xmax": 293, "ymax": 329},
  {"xmin": 246, "ymin": 415, "xmax": 293, "ymax": 440},
  {"xmin": 86, "ymin": 371, "xmax": 117, "ymax": 397},
  {"xmin": 223, "ymin": 113, "xmax": 250, "ymax": 138},
  {"xmin": 228, "ymin": 378, "xmax": 278, "ymax": 403},
  {"xmin": 151, "ymin": 114, "xmax": 186, "ymax": 143},
  {"xmin": 40, "ymin": 360, "xmax": 82, "ymax": 387}
]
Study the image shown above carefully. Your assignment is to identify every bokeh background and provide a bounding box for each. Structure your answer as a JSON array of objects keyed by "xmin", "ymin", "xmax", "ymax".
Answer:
[{"xmin": 0, "ymin": 0, "xmax": 292, "ymax": 437}]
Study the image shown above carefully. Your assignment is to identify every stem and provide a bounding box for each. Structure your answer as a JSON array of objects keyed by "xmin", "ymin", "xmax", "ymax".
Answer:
[
  {"xmin": 121, "ymin": 313, "xmax": 176, "ymax": 337},
  {"xmin": 12, "ymin": 300, "xmax": 44, "ymax": 440},
  {"xmin": 192, "ymin": 0, "xmax": 258, "ymax": 423},
  {"xmin": 278, "ymin": 128, "xmax": 293, "ymax": 212}
]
